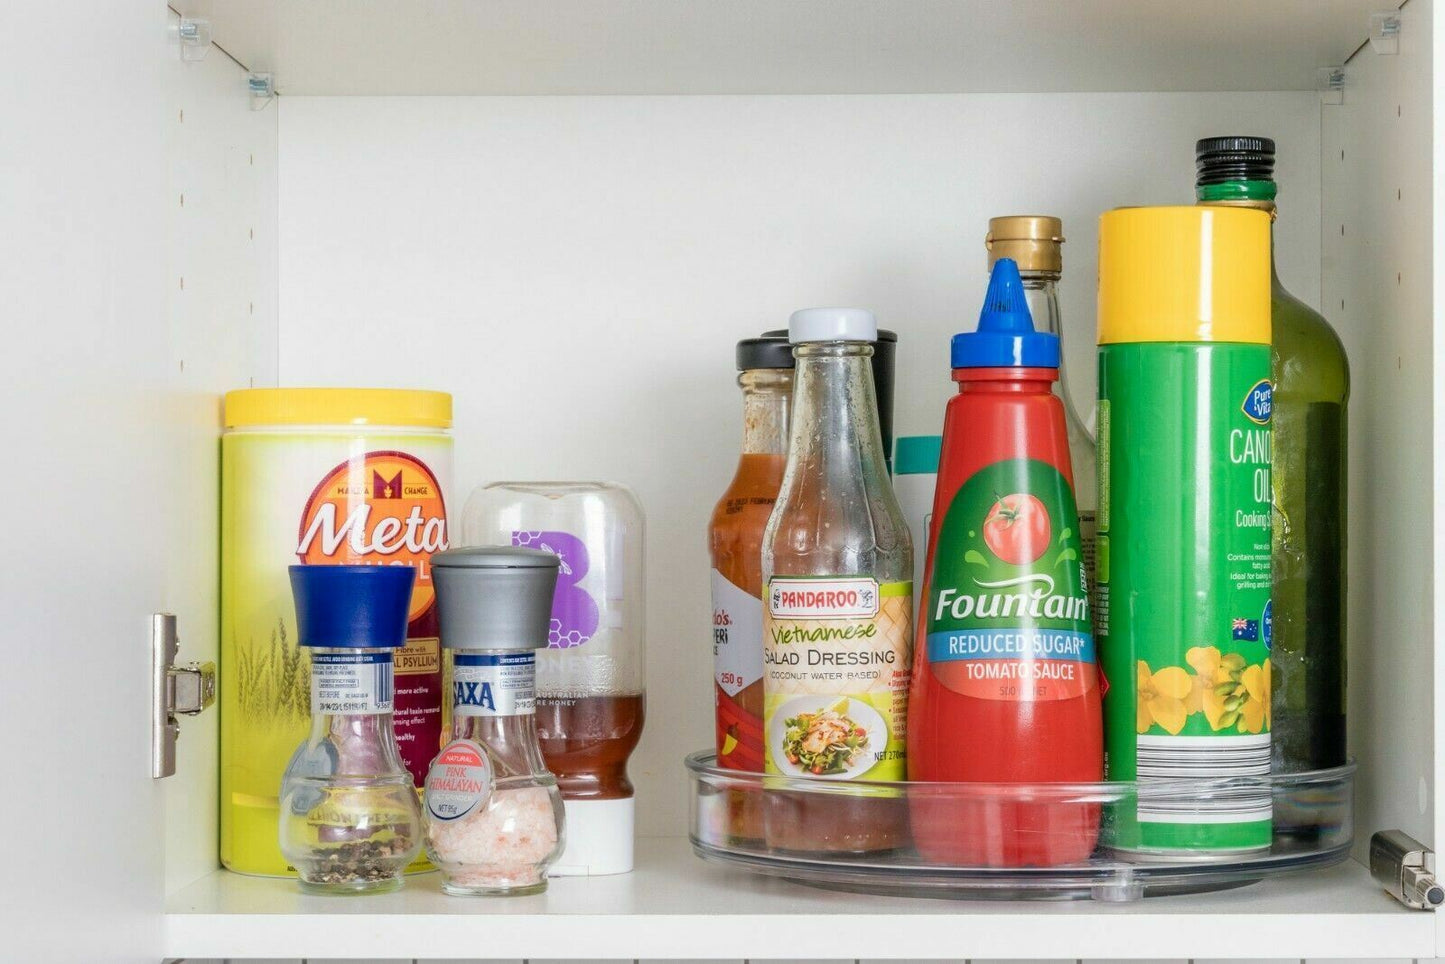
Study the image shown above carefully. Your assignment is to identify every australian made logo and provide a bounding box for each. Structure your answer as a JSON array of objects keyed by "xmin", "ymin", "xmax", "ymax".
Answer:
[
  {"xmin": 769, "ymin": 577, "xmax": 879, "ymax": 620},
  {"xmin": 1242, "ymin": 379, "xmax": 1273, "ymax": 425}
]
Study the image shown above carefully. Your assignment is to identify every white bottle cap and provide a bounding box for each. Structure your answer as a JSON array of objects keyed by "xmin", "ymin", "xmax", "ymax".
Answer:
[
  {"xmin": 549, "ymin": 797, "xmax": 635, "ymax": 876},
  {"xmin": 788, "ymin": 306, "xmax": 878, "ymax": 344}
]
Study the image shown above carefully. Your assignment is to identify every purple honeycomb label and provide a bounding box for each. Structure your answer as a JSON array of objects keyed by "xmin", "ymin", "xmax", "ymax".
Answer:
[{"xmin": 512, "ymin": 530, "xmax": 598, "ymax": 649}]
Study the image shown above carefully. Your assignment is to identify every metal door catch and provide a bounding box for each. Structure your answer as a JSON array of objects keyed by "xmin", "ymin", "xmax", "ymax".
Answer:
[
  {"xmin": 1370, "ymin": 830, "xmax": 1443, "ymax": 909},
  {"xmin": 152, "ymin": 613, "xmax": 216, "ymax": 778}
]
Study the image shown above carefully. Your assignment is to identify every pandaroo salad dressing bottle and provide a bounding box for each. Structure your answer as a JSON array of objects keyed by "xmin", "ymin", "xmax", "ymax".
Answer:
[
  {"xmin": 907, "ymin": 258, "xmax": 1102, "ymax": 867},
  {"xmin": 762, "ymin": 307, "xmax": 913, "ymax": 855}
]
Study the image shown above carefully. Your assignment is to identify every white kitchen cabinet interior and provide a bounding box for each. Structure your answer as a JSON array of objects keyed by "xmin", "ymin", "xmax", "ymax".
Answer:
[{"xmin": 5, "ymin": 1, "xmax": 1440, "ymax": 961}]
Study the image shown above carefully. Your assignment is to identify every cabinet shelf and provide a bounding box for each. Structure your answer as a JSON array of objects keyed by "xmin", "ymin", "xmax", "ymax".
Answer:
[
  {"xmin": 164, "ymin": 836, "xmax": 1434, "ymax": 960},
  {"xmin": 189, "ymin": 0, "xmax": 1383, "ymax": 96}
]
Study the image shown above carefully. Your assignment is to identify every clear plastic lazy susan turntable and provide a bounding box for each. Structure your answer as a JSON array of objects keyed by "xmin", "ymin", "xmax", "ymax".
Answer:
[{"xmin": 686, "ymin": 751, "xmax": 1354, "ymax": 901}]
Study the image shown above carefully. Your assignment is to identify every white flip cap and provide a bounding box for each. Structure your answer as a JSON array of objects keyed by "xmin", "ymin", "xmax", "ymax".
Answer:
[
  {"xmin": 549, "ymin": 796, "xmax": 635, "ymax": 876},
  {"xmin": 788, "ymin": 306, "xmax": 878, "ymax": 344}
]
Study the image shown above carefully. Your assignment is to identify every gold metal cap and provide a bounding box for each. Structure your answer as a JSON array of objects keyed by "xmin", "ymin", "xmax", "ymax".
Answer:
[{"xmin": 986, "ymin": 215, "xmax": 1064, "ymax": 274}]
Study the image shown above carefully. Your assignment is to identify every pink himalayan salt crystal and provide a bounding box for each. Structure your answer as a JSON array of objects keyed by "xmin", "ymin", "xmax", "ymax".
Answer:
[{"xmin": 428, "ymin": 786, "xmax": 558, "ymax": 888}]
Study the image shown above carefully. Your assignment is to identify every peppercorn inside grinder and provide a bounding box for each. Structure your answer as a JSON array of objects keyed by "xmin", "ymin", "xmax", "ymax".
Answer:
[
  {"xmin": 278, "ymin": 565, "xmax": 425, "ymax": 895},
  {"xmin": 424, "ymin": 546, "xmax": 567, "ymax": 896}
]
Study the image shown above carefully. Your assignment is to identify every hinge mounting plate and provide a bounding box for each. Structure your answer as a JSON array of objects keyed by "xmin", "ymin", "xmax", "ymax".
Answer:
[{"xmin": 151, "ymin": 613, "xmax": 216, "ymax": 779}]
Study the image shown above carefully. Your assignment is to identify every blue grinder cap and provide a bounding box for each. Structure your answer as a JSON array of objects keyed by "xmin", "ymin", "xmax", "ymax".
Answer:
[
  {"xmin": 951, "ymin": 257, "xmax": 1060, "ymax": 369},
  {"xmin": 288, "ymin": 564, "xmax": 416, "ymax": 648}
]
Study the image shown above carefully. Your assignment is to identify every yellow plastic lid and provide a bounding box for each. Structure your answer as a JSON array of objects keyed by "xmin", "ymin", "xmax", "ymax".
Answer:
[
  {"xmin": 224, "ymin": 388, "xmax": 452, "ymax": 428},
  {"xmin": 1097, "ymin": 206, "xmax": 1270, "ymax": 346}
]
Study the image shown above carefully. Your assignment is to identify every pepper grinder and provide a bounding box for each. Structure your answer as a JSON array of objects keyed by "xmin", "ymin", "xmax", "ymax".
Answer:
[
  {"xmin": 424, "ymin": 546, "xmax": 567, "ymax": 895},
  {"xmin": 278, "ymin": 565, "xmax": 424, "ymax": 894}
]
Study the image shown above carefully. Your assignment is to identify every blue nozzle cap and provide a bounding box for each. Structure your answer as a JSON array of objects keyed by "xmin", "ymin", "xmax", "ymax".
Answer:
[
  {"xmin": 288, "ymin": 564, "xmax": 416, "ymax": 649},
  {"xmin": 951, "ymin": 258, "xmax": 1060, "ymax": 369}
]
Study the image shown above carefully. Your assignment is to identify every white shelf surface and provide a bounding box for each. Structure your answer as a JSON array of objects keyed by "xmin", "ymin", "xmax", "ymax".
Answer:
[
  {"xmin": 165, "ymin": 837, "xmax": 1436, "ymax": 960},
  {"xmin": 186, "ymin": 0, "xmax": 1388, "ymax": 95}
]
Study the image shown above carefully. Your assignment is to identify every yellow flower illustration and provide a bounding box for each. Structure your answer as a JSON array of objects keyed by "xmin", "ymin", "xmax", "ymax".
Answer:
[
  {"xmin": 1184, "ymin": 646, "xmax": 1226, "ymax": 717},
  {"xmin": 1180, "ymin": 645, "xmax": 1270, "ymax": 733},
  {"xmin": 1201, "ymin": 678, "xmax": 1231, "ymax": 730},
  {"xmin": 1186, "ymin": 645, "xmax": 1229, "ymax": 683},
  {"xmin": 1234, "ymin": 659, "xmax": 1271, "ymax": 734},
  {"xmin": 1136, "ymin": 661, "xmax": 1192, "ymax": 735}
]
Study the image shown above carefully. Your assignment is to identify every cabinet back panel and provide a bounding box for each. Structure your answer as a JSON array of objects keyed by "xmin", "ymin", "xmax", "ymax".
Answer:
[{"xmin": 276, "ymin": 92, "xmax": 1324, "ymax": 837}]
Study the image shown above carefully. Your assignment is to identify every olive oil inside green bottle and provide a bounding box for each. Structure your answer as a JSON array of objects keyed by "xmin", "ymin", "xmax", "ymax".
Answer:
[{"xmin": 1196, "ymin": 136, "xmax": 1350, "ymax": 778}]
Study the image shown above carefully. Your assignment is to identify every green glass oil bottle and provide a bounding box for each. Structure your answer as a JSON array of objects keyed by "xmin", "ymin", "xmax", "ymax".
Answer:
[{"xmin": 1195, "ymin": 136, "xmax": 1350, "ymax": 777}]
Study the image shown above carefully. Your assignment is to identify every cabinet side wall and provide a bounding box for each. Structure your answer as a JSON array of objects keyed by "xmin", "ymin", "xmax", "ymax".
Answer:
[
  {"xmin": 165, "ymin": 17, "xmax": 281, "ymax": 891},
  {"xmin": 277, "ymin": 91, "xmax": 1321, "ymax": 838},
  {"xmin": 1321, "ymin": 0, "xmax": 1435, "ymax": 863}
]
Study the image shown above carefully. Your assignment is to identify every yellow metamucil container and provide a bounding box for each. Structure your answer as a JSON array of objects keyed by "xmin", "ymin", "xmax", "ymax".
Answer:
[{"xmin": 221, "ymin": 388, "xmax": 452, "ymax": 876}]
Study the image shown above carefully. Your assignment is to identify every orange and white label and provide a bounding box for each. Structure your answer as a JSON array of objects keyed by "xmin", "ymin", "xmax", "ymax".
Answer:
[{"xmin": 295, "ymin": 450, "xmax": 448, "ymax": 620}]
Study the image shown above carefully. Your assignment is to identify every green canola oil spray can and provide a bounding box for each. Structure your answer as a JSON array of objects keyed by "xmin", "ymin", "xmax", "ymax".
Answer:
[{"xmin": 1096, "ymin": 206, "xmax": 1274, "ymax": 853}]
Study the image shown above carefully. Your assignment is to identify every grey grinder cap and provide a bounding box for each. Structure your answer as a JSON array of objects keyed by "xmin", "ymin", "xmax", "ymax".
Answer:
[{"xmin": 432, "ymin": 546, "xmax": 560, "ymax": 651}]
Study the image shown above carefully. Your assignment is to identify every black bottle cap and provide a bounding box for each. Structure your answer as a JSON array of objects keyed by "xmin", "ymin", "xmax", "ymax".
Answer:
[
  {"xmin": 1196, "ymin": 136, "xmax": 1276, "ymax": 186},
  {"xmin": 737, "ymin": 336, "xmax": 795, "ymax": 371}
]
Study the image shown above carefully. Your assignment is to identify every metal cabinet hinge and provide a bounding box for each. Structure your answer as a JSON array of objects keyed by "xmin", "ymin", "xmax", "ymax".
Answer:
[
  {"xmin": 151, "ymin": 613, "xmax": 216, "ymax": 779},
  {"xmin": 1370, "ymin": 830, "xmax": 1443, "ymax": 909}
]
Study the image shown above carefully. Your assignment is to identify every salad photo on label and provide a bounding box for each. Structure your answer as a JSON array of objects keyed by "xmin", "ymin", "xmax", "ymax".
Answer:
[{"xmin": 772, "ymin": 697, "xmax": 886, "ymax": 778}]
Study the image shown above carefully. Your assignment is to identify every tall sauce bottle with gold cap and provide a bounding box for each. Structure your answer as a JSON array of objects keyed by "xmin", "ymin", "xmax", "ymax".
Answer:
[
  {"xmin": 986, "ymin": 217, "xmax": 1098, "ymax": 602},
  {"xmin": 1097, "ymin": 206, "xmax": 1274, "ymax": 854}
]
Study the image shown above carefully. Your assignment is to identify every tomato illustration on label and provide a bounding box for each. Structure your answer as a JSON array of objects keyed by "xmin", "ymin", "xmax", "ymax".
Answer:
[{"xmin": 982, "ymin": 493, "xmax": 1052, "ymax": 565}]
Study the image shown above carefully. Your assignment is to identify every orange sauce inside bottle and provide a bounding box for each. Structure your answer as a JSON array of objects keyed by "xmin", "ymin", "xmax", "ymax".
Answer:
[
  {"xmin": 710, "ymin": 453, "xmax": 784, "ymax": 764},
  {"xmin": 709, "ymin": 452, "xmax": 784, "ymax": 842}
]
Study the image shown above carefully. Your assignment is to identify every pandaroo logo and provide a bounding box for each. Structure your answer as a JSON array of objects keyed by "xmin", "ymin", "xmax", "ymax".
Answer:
[
  {"xmin": 768, "ymin": 577, "xmax": 879, "ymax": 619},
  {"xmin": 453, "ymin": 680, "xmax": 496, "ymax": 712},
  {"xmin": 1242, "ymin": 379, "xmax": 1273, "ymax": 425},
  {"xmin": 934, "ymin": 573, "xmax": 1089, "ymax": 623}
]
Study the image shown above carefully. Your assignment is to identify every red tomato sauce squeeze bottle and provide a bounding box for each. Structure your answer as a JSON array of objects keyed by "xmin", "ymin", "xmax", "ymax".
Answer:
[{"xmin": 907, "ymin": 257, "xmax": 1102, "ymax": 867}]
